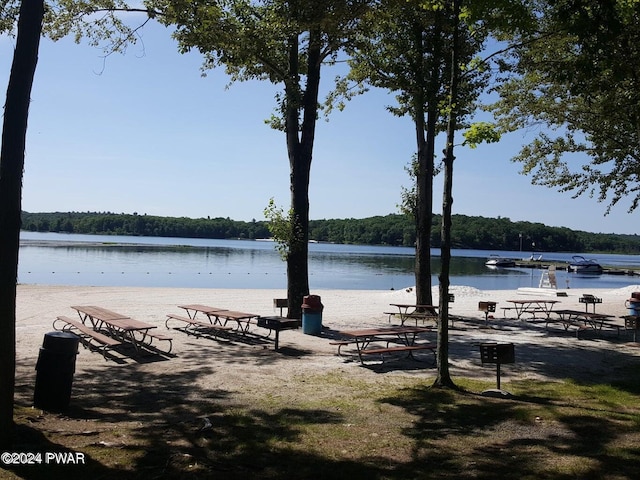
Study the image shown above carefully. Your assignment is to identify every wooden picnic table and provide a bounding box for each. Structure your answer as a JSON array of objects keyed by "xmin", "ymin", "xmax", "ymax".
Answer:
[
  {"xmin": 505, "ymin": 299, "xmax": 559, "ymax": 320},
  {"xmin": 71, "ymin": 305, "xmax": 171, "ymax": 353},
  {"xmin": 388, "ymin": 303, "xmax": 438, "ymax": 326},
  {"xmin": 53, "ymin": 315, "xmax": 123, "ymax": 358},
  {"xmin": 547, "ymin": 309, "xmax": 617, "ymax": 338},
  {"xmin": 178, "ymin": 304, "xmax": 259, "ymax": 333},
  {"xmin": 337, "ymin": 325, "xmax": 434, "ymax": 364},
  {"xmin": 178, "ymin": 304, "xmax": 229, "ymax": 320},
  {"xmin": 166, "ymin": 313, "xmax": 232, "ymax": 338},
  {"xmin": 212, "ymin": 310, "xmax": 261, "ymax": 333},
  {"xmin": 71, "ymin": 305, "xmax": 129, "ymax": 328},
  {"xmin": 98, "ymin": 317, "xmax": 159, "ymax": 353}
]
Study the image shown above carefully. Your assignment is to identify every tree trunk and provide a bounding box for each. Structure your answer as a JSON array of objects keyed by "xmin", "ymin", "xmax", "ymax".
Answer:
[
  {"xmin": 413, "ymin": 19, "xmax": 437, "ymax": 307},
  {"xmin": 414, "ymin": 122, "xmax": 433, "ymax": 305},
  {"xmin": 0, "ymin": 0, "xmax": 44, "ymax": 449},
  {"xmin": 434, "ymin": 0, "xmax": 461, "ymax": 389},
  {"xmin": 286, "ymin": 148, "xmax": 311, "ymax": 318},
  {"xmin": 285, "ymin": 31, "xmax": 322, "ymax": 319}
]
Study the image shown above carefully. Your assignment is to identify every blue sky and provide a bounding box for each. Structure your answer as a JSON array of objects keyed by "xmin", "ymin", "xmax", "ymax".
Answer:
[{"xmin": 1, "ymin": 18, "xmax": 637, "ymax": 236}]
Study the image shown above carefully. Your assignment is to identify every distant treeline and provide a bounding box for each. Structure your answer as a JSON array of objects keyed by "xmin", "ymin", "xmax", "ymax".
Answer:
[{"xmin": 21, "ymin": 211, "xmax": 640, "ymax": 254}]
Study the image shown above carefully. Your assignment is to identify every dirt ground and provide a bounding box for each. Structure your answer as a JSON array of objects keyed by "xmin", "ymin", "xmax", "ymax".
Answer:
[{"xmin": 8, "ymin": 283, "xmax": 640, "ymax": 476}]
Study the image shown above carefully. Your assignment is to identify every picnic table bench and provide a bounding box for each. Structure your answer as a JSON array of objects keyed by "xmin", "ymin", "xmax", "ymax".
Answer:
[
  {"xmin": 505, "ymin": 299, "xmax": 559, "ymax": 320},
  {"xmin": 500, "ymin": 306, "xmax": 548, "ymax": 319},
  {"xmin": 334, "ymin": 326, "xmax": 435, "ymax": 364},
  {"xmin": 213, "ymin": 310, "xmax": 260, "ymax": 333},
  {"xmin": 330, "ymin": 337, "xmax": 389, "ymax": 356},
  {"xmin": 332, "ymin": 338, "xmax": 435, "ymax": 361},
  {"xmin": 165, "ymin": 313, "xmax": 233, "ymax": 338},
  {"xmin": 70, "ymin": 306, "xmax": 173, "ymax": 355},
  {"xmin": 547, "ymin": 310, "xmax": 618, "ymax": 338},
  {"xmin": 388, "ymin": 304, "xmax": 438, "ymax": 326},
  {"xmin": 53, "ymin": 315, "xmax": 122, "ymax": 358},
  {"xmin": 360, "ymin": 344, "xmax": 435, "ymax": 361},
  {"xmin": 329, "ymin": 340, "xmax": 355, "ymax": 355},
  {"xmin": 546, "ymin": 311, "xmax": 593, "ymax": 338},
  {"xmin": 140, "ymin": 329, "xmax": 174, "ymax": 353},
  {"xmin": 177, "ymin": 304, "xmax": 259, "ymax": 334},
  {"xmin": 177, "ymin": 304, "xmax": 228, "ymax": 320},
  {"xmin": 103, "ymin": 316, "xmax": 173, "ymax": 354}
]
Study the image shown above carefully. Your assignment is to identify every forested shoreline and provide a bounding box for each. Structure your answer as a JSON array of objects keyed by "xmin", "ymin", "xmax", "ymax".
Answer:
[{"xmin": 21, "ymin": 211, "xmax": 640, "ymax": 254}]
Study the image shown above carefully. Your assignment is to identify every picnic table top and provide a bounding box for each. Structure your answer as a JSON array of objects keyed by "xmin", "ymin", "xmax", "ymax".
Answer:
[
  {"xmin": 105, "ymin": 317, "xmax": 157, "ymax": 331},
  {"xmin": 178, "ymin": 304, "xmax": 229, "ymax": 314},
  {"xmin": 389, "ymin": 303, "xmax": 438, "ymax": 310},
  {"xmin": 506, "ymin": 299, "xmax": 559, "ymax": 304},
  {"xmin": 71, "ymin": 305, "xmax": 130, "ymax": 321},
  {"xmin": 214, "ymin": 310, "xmax": 260, "ymax": 319}
]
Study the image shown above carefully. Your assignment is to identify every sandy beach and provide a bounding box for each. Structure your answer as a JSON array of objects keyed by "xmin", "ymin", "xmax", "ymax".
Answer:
[{"xmin": 12, "ymin": 282, "xmax": 640, "ymax": 411}]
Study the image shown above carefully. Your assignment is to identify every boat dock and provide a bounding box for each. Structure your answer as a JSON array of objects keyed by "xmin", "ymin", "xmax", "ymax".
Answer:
[{"xmin": 514, "ymin": 260, "xmax": 640, "ymax": 277}]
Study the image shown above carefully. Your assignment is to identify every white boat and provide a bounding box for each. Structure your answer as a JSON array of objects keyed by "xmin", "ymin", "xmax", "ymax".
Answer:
[
  {"xmin": 568, "ymin": 255, "xmax": 603, "ymax": 274},
  {"xmin": 485, "ymin": 255, "xmax": 516, "ymax": 268}
]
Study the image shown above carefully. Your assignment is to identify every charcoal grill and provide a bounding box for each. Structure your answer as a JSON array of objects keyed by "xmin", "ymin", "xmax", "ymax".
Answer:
[
  {"xmin": 257, "ymin": 316, "xmax": 301, "ymax": 351},
  {"xmin": 480, "ymin": 342, "xmax": 515, "ymax": 390},
  {"xmin": 579, "ymin": 294, "xmax": 602, "ymax": 313}
]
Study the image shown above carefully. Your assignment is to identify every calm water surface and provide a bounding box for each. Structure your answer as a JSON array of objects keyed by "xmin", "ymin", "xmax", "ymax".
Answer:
[{"xmin": 18, "ymin": 232, "xmax": 640, "ymax": 291}]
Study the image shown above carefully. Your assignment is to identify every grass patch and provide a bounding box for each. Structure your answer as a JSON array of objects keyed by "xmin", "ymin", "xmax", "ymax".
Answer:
[{"xmin": 4, "ymin": 370, "xmax": 640, "ymax": 479}]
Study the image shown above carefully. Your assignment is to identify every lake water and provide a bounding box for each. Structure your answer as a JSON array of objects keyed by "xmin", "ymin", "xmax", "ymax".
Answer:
[{"xmin": 17, "ymin": 231, "xmax": 640, "ymax": 291}]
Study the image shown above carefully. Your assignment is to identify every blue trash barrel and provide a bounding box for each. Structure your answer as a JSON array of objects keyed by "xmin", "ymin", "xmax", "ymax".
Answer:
[
  {"xmin": 302, "ymin": 295, "xmax": 323, "ymax": 335},
  {"xmin": 627, "ymin": 298, "xmax": 640, "ymax": 316},
  {"xmin": 33, "ymin": 331, "xmax": 80, "ymax": 412}
]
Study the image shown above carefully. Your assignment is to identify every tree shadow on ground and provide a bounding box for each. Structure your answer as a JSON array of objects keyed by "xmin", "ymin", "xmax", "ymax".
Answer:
[
  {"xmin": 10, "ymin": 319, "xmax": 640, "ymax": 479},
  {"xmin": 449, "ymin": 318, "xmax": 640, "ymax": 385},
  {"xmin": 10, "ymin": 349, "xmax": 415, "ymax": 479},
  {"xmin": 377, "ymin": 380, "xmax": 640, "ymax": 479},
  {"xmin": 4, "ymin": 421, "xmax": 127, "ymax": 480}
]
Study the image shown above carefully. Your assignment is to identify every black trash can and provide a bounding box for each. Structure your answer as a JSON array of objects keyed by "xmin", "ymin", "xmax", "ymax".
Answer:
[{"xmin": 33, "ymin": 331, "xmax": 80, "ymax": 412}]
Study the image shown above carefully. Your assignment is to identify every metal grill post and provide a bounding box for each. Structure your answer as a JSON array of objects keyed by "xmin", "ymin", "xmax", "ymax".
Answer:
[
  {"xmin": 478, "ymin": 302, "xmax": 497, "ymax": 325},
  {"xmin": 480, "ymin": 343, "xmax": 515, "ymax": 391}
]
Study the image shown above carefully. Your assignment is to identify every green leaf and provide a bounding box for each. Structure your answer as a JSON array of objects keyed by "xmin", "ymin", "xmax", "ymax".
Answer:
[{"xmin": 462, "ymin": 122, "xmax": 501, "ymax": 148}]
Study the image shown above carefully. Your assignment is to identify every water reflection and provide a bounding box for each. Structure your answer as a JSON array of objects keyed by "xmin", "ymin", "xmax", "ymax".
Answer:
[{"xmin": 17, "ymin": 233, "xmax": 640, "ymax": 290}]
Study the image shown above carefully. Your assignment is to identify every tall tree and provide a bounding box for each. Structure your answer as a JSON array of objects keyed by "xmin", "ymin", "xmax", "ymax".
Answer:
[
  {"xmin": 425, "ymin": 0, "xmax": 532, "ymax": 387},
  {"xmin": 349, "ymin": 0, "xmax": 489, "ymax": 384},
  {"xmin": 435, "ymin": 0, "xmax": 462, "ymax": 388},
  {"xmin": 0, "ymin": 0, "xmax": 45, "ymax": 449},
  {"xmin": 154, "ymin": 0, "xmax": 372, "ymax": 317},
  {"xmin": 348, "ymin": 0, "xmax": 452, "ymax": 306},
  {"xmin": 0, "ymin": 1, "xmax": 168, "ymax": 447},
  {"xmin": 490, "ymin": 0, "xmax": 640, "ymax": 214}
]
